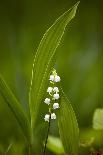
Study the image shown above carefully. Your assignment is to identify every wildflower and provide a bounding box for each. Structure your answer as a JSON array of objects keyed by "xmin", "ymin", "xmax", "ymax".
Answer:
[
  {"xmin": 53, "ymin": 87, "xmax": 59, "ymax": 93},
  {"xmin": 53, "ymin": 93, "xmax": 60, "ymax": 100},
  {"xmin": 53, "ymin": 103, "xmax": 59, "ymax": 109},
  {"xmin": 47, "ymin": 87, "xmax": 53, "ymax": 93},
  {"xmin": 51, "ymin": 113, "xmax": 56, "ymax": 119},
  {"xmin": 44, "ymin": 114, "xmax": 50, "ymax": 122},
  {"xmin": 54, "ymin": 75, "xmax": 60, "ymax": 82},
  {"xmin": 49, "ymin": 75, "xmax": 55, "ymax": 81},
  {"xmin": 44, "ymin": 69, "xmax": 60, "ymax": 121},
  {"xmin": 44, "ymin": 98, "xmax": 50, "ymax": 105}
]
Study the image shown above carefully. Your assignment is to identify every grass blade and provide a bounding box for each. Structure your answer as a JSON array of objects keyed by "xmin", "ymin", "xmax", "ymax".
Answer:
[{"xmin": 0, "ymin": 75, "xmax": 31, "ymax": 143}]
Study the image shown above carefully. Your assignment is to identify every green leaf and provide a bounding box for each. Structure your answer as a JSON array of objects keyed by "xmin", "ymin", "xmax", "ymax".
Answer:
[
  {"xmin": 47, "ymin": 135, "xmax": 64, "ymax": 154},
  {"xmin": 93, "ymin": 108, "xmax": 103, "ymax": 130},
  {"xmin": 0, "ymin": 75, "xmax": 31, "ymax": 143},
  {"xmin": 58, "ymin": 89, "xmax": 79, "ymax": 155},
  {"xmin": 29, "ymin": 1, "xmax": 80, "ymax": 132}
]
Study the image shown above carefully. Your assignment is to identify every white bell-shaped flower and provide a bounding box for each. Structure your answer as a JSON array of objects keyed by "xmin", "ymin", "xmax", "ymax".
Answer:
[
  {"xmin": 47, "ymin": 87, "xmax": 53, "ymax": 93},
  {"xmin": 44, "ymin": 114, "xmax": 50, "ymax": 122},
  {"xmin": 49, "ymin": 75, "xmax": 55, "ymax": 81},
  {"xmin": 44, "ymin": 98, "xmax": 50, "ymax": 105},
  {"xmin": 53, "ymin": 103, "xmax": 59, "ymax": 109},
  {"xmin": 53, "ymin": 93, "xmax": 59, "ymax": 100},
  {"xmin": 54, "ymin": 75, "xmax": 60, "ymax": 82},
  {"xmin": 53, "ymin": 87, "xmax": 59, "ymax": 93},
  {"xmin": 51, "ymin": 113, "xmax": 56, "ymax": 119}
]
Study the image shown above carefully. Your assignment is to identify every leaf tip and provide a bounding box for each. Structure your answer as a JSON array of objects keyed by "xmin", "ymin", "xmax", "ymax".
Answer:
[
  {"xmin": 74, "ymin": 1, "xmax": 80, "ymax": 8},
  {"xmin": 69, "ymin": 1, "xmax": 80, "ymax": 21},
  {"xmin": 74, "ymin": 1, "xmax": 80, "ymax": 11}
]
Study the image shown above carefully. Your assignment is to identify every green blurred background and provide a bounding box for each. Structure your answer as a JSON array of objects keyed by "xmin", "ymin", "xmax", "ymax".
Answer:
[{"xmin": 0, "ymin": 0, "xmax": 103, "ymax": 154}]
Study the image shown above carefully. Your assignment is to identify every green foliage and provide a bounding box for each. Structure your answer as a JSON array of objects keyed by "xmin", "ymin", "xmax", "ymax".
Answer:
[
  {"xmin": 0, "ymin": 75, "xmax": 31, "ymax": 144},
  {"xmin": 58, "ymin": 89, "xmax": 79, "ymax": 155},
  {"xmin": 0, "ymin": 0, "xmax": 103, "ymax": 154},
  {"xmin": 47, "ymin": 135, "xmax": 64, "ymax": 154},
  {"xmin": 0, "ymin": 1, "xmax": 80, "ymax": 154},
  {"xmin": 93, "ymin": 109, "xmax": 103, "ymax": 130},
  {"xmin": 29, "ymin": 0, "xmax": 80, "ymax": 138}
]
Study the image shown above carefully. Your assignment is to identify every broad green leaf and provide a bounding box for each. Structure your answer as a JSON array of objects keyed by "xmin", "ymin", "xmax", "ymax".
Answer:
[
  {"xmin": 58, "ymin": 89, "xmax": 79, "ymax": 155},
  {"xmin": 93, "ymin": 108, "xmax": 103, "ymax": 130},
  {"xmin": 0, "ymin": 75, "xmax": 31, "ymax": 143},
  {"xmin": 29, "ymin": 1, "xmax": 80, "ymax": 133},
  {"xmin": 47, "ymin": 135, "xmax": 64, "ymax": 154}
]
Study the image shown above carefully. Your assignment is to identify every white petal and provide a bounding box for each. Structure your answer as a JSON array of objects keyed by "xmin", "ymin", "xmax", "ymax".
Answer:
[
  {"xmin": 51, "ymin": 113, "xmax": 56, "ymax": 119},
  {"xmin": 53, "ymin": 87, "xmax": 59, "ymax": 93},
  {"xmin": 44, "ymin": 114, "xmax": 50, "ymax": 122},
  {"xmin": 54, "ymin": 75, "xmax": 60, "ymax": 82},
  {"xmin": 49, "ymin": 75, "xmax": 55, "ymax": 81},
  {"xmin": 44, "ymin": 98, "xmax": 50, "ymax": 105},
  {"xmin": 53, "ymin": 103, "xmax": 59, "ymax": 109},
  {"xmin": 53, "ymin": 93, "xmax": 59, "ymax": 100},
  {"xmin": 47, "ymin": 87, "xmax": 53, "ymax": 93}
]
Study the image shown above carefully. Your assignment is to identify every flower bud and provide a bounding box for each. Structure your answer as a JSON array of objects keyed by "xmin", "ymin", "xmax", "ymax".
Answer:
[{"xmin": 53, "ymin": 87, "xmax": 59, "ymax": 93}]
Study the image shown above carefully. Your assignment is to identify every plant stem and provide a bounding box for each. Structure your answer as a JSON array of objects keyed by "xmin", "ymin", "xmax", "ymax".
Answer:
[
  {"xmin": 28, "ymin": 144, "xmax": 32, "ymax": 155},
  {"xmin": 43, "ymin": 113, "xmax": 51, "ymax": 155}
]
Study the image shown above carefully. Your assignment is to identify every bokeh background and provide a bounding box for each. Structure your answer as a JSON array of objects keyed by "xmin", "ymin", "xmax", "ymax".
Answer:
[{"xmin": 0, "ymin": 0, "xmax": 103, "ymax": 154}]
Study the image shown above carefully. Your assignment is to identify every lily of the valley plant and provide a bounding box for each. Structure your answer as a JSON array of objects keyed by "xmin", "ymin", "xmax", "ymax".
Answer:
[
  {"xmin": 44, "ymin": 69, "xmax": 60, "ymax": 122},
  {"xmin": 0, "ymin": 2, "xmax": 80, "ymax": 155}
]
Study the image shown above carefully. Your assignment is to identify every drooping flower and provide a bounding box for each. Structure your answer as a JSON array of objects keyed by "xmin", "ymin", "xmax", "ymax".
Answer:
[
  {"xmin": 44, "ymin": 98, "xmax": 50, "ymax": 105},
  {"xmin": 53, "ymin": 103, "xmax": 59, "ymax": 109},
  {"xmin": 44, "ymin": 114, "xmax": 50, "ymax": 122},
  {"xmin": 47, "ymin": 87, "xmax": 53, "ymax": 93},
  {"xmin": 51, "ymin": 113, "xmax": 56, "ymax": 119},
  {"xmin": 53, "ymin": 87, "xmax": 59, "ymax": 93},
  {"xmin": 44, "ymin": 69, "xmax": 60, "ymax": 121},
  {"xmin": 49, "ymin": 75, "xmax": 55, "ymax": 81},
  {"xmin": 54, "ymin": 75, "xmax": 60, "ymax": 82},
  {"xmin": 53, "ymin": 93, "xmax": 60, "ymax": 100}
]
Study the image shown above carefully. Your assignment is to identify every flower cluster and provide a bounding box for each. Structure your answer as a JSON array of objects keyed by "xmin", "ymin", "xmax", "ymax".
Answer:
[{"xmin": 44, "ymin": 69, "xmax": 60, "ymax": 122}]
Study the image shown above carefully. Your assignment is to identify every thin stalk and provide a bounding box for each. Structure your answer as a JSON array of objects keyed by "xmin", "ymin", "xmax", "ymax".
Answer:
[
  {"xmin": 4, "ymin": 143, "xmax": 12, "ymax": 155},
  {"xmin": 28, "ymin": 144, "xmax": 32, "ymax": 155},
  {"xmin": 43, "ymin": 113, "xmax": 51, "ymax": 155}
]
